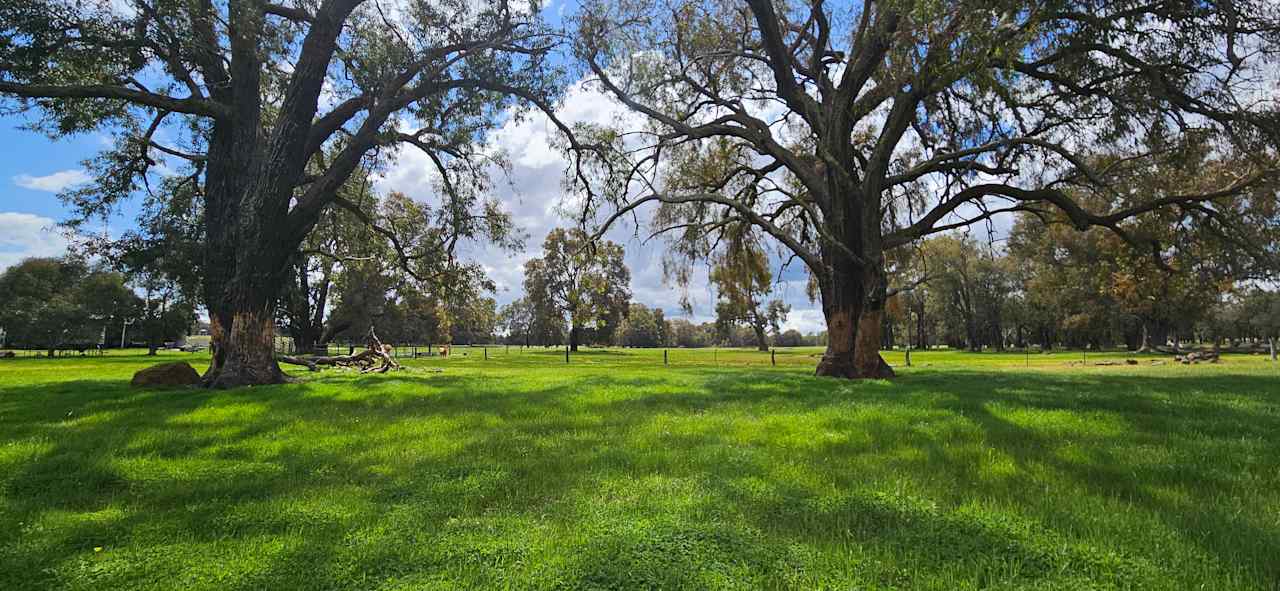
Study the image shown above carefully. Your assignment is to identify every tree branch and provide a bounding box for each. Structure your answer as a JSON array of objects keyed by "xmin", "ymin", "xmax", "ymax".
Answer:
[{"xmin": 0, "ymin": 82, "xmax": 229, "ymax": 118}]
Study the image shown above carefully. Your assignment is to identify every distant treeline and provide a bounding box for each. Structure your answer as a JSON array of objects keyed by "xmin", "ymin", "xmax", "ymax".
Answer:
[
  {"xmin": 495, "ymin": 302, "xmax": 825, "ymax": 349},
  {"xmin": 881, "ymin": 226, "xmax": 1280, "ymax": 352}
]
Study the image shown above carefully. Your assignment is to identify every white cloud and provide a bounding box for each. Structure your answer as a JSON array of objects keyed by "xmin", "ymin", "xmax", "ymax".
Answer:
[
  {"xmin": 780, "ymin": 308, "xmax": 827, "ymax": 334},
  {"xmin": 372, "ymin": 77, "xmax": 834, "ymax": 331},
  {"xmin": 13, "ymin": 169, "xmax": 90, "ymax": 193},
  {"xmin": 0, "ymin": 212, "xmax": 70, "ymax": 271}
]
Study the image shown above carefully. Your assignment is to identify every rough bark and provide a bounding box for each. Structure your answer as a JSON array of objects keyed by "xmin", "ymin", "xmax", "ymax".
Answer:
[
  {"xmin": 203, "ymin": 305, "xmax": 288, "ymax": 388},
  {"xmin": 814, "ymin": 268, "xmax": 894, "ymax": 379},
  {"xmin": 853, "ymin": 305, "xmax": 895, "ymax": 378}
]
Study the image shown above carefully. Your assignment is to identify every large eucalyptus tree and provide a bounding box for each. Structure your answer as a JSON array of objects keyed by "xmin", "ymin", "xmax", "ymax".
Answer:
[
  {"xmin": 1, "ymin": 0, "xmax": 567, "ymax": 386},
  {"xmin": 568, "ymin": 0, "xmax": 1280, "ymax": 378}
]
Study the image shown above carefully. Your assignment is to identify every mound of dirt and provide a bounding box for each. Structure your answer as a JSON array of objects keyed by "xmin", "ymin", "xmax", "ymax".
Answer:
[{"xmin": 130, "ymin": 362, "xmax": 201, "ymax": 388}]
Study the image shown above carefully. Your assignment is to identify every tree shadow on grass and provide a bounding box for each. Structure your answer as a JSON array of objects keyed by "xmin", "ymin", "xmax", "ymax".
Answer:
[
  {"xmin": 0, "ymin": 368, "xmax": 1276, "ymax": 589},
  {"xmin": 594, "ymin": 368, "xmax": 1279, "ymax": 587}
]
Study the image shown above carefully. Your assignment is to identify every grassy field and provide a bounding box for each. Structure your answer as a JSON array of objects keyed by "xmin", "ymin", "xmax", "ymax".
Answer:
[{"xmin": 0, "ymin": 347, "xmax": 1277, "ymax": 590}]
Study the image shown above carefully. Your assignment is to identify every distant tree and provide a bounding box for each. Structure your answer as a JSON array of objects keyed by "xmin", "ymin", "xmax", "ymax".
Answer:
[
  {"xmin": 666, "ymin": 318, "xmax": 714, "ymax": 348},
  {"xmin": 621, "ymin": 303, "xmax": 665, "ymax": 347},
  {"xmin": 1242, "ymin": 290, "xmax": 1280, "ymax": 360},
  {"xmin": 324, "ymin": 256, "xmax": 398, "ymax": 343},
  {"xmin": 524, "ymin": 228, "xmax": 631, "ymax": 351},
  {"xmin": 802, "ymin": 332, "xmax": 828, "ymax": 347},
  {"xmin": 450, "ymin": 297, "xmax": 498, "ymax": 344},
  {"xmin": 708, "ymin": 227, "xmax": 789, "ymax": 351},
  {"xmin": 78, "ymin": 175, "xmax": 204, "ymax": 352},
  {"xmin": 920, "ymin": 236, "xmax": 1014, "ymax": 351},
  {"xmin": 130, "ymin": 272, "xmax": 197, "ymax": 355},
  {"xmin": 498, "ymin": 298, "xmax": 535, "ymax": 347},
  {"xmin": 529, "ymin": 296, "xmax": 569, "ymax": 347},
  {"xmin": 1008, "ymin": 191, "xmax": 1238, "ymax": 351},
  {"xmin": 278, "ymin": 173, "xmax": 379, "ymax": 353},
  {"xmin": 0, "ymin": 258, "xmax": 134, "ymax": 354},
  {"xmin": 775, "ymin": 329, "xmax": 805, "ymax": 348},
  {"xmin": 312, "ymin": 188, "xmax": 500, "ymax": 349},
  {"xmin": 653, "ymin": 308, "xmax": 669, "ymax": 347}
]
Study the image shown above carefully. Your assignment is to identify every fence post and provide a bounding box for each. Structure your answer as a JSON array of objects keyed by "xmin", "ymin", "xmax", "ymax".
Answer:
[
  {"xmin": 484, "ymin": 347, "xmax": 488, "ymax": 360},
  {"xmin": 904, "ymin": 348, "xmax": 911, "ymax": 367},
  {"xmin": 771, "ymin": 349, "xmax": 776, "ymax": 366},
  {"xmin": 664, "ymin": 349, "xmax": 668, "ymax": 366},
  {"xmin": 565, "ymin": 347, "xmax": 569, "ymax": 364}
]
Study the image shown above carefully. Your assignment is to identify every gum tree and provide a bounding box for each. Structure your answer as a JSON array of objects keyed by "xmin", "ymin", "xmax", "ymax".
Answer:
[
  {"xmin": 709, "ymin": 226, "xmax": 789, "ymax": 351},
  {"xmin": 523, "ymin": 228, "xmax": 631, "ymax": 351},
  {"xmin": 569, "ymin": 0, "xmax": 1280, "ymax": 378},
  {"xmin": 0, "ymin": 0, "xmax": 562, "ymax": 386}
]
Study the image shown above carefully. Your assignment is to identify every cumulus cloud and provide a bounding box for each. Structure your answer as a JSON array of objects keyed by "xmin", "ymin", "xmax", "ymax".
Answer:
[
  {"xmin": 0, "ymin": 212, "xmax": 70, "ymax": 271},
  {"xmin": 374, "ymin": 79, "xmax": 830, "ymax": 332},
  {"xmin": 13, "ymin": 169, "xmax": 90, "ymax": 193}
]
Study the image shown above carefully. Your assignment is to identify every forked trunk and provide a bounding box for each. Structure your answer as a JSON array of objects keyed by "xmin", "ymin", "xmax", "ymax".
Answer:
[
  {"xmin": 753, "ymin": 323, "xmax": 769, "ymax": 352},
  {"xmin": 204, "ymin": 305, "xmax": 287, "ymax": 388},
  {"xmin": 814, "ymin": 270, "xmax": 894, "ymax": 379}
]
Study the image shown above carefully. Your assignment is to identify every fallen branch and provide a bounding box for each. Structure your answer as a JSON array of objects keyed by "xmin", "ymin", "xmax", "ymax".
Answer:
[
  {"xmin": 275, "ymin": 329, "xmax": 403, "ymax": 373},
  {"xmin": 277, "ymin": 354, "xmax": 319, "ymax": 371},
  {"xmin": 362, "ymin": 328, "xmax": 401, "ymax": 373}
]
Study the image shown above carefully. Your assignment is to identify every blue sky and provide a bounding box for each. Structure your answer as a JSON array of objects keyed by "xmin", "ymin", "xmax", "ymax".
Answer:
[{"xmin": 0, "ymin": 116, "xmax": 128, "ymax": 269}]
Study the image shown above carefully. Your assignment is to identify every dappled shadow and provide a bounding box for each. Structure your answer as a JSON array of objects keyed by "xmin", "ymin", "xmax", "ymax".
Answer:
[{"xmin": 0, "ymin": 365, "xmax": 1277, "ymax": 588}]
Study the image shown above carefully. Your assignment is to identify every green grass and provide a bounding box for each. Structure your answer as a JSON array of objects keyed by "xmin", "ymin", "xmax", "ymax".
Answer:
[{"xmin": 1, "ymin": 347, "xmax": 1277, "ymax": 590}]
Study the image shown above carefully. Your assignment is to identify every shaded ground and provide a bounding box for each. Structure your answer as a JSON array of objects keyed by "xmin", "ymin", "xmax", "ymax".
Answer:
[{"xmin": 1, "ymin": 348, "xmax": 1277, "ymax": 589}]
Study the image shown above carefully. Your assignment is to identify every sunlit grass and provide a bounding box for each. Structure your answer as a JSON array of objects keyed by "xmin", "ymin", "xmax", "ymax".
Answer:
[{"xmin": 1, "ymin": 347, "xmax": 1277, "ymax": 589}]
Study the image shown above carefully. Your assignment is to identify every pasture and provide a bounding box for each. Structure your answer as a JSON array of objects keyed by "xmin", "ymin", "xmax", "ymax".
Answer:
[{"xmin": 1, "ymin": 348, "xmax": 1277, "ymax": 589}]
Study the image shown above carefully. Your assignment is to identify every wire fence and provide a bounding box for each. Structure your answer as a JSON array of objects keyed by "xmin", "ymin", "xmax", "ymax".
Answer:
[{"xmin": 0, "ymin": 345, "xmax": 108, "ymax": 358}]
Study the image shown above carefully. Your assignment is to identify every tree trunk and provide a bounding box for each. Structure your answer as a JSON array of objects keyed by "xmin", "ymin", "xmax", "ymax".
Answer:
[
  {"xmin": 1269, "ymin": 337, "xmax": 1276, "ymax": 361},
  {"xmin": 814, "ymin": 267, "xmax": 894, "ymax": 379},
  {"xmin": 569, "ymin": 325, "xmax": 580, "ymax": 352},
  {"xmin": 291, "ymin": 330, "xmax": 315, "ymax": 356},
  {"xmin": 915, "ymin": 307, "xmax": 927, "ymax": 350},
  {"xmin": 203, "ymin": 302, "xmax": 287, "ymax": 388},
  {"xmin": 881, "ymin": 312, "xmax": 895, "ymax": 349},
  {"xmin": 1131, "ymin": 321, "xmax": 1148, "ymax": 352},
  {"xmin": 753, "ymin": 323, "xmax": 769, "ymax": 352}
]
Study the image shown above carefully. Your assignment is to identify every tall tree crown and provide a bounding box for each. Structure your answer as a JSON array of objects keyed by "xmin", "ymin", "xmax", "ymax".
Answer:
[{"xmin": 570, "ymin": 0, "xmax": 1280, "ymax": 278}]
